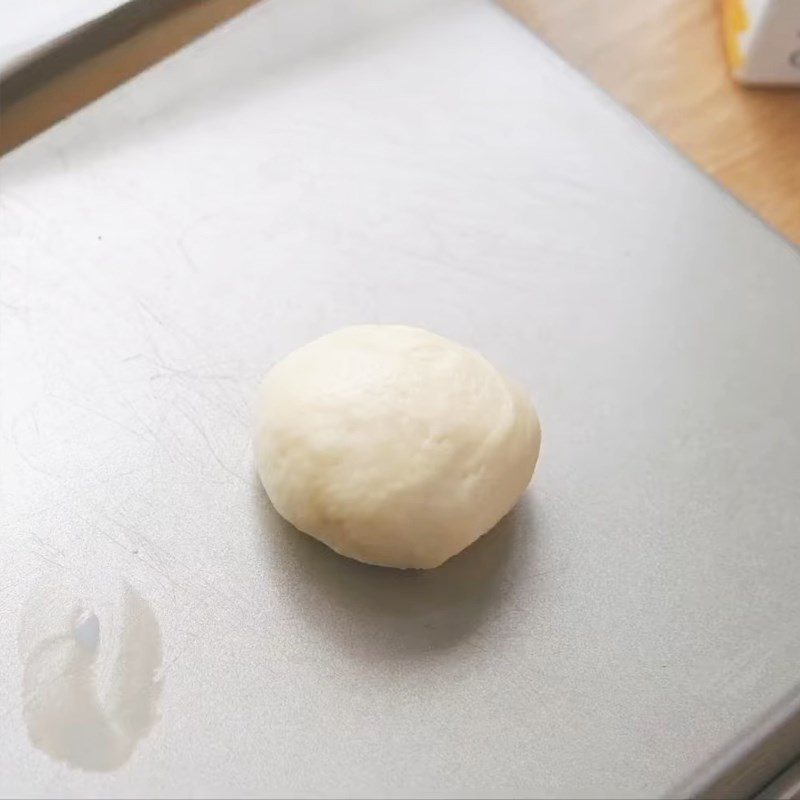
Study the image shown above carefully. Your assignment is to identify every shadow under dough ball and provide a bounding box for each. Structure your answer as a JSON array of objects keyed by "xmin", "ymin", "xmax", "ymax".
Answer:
[{"xmin": 254, "ymin": 325, "xmax": 541, "ymax": 569}]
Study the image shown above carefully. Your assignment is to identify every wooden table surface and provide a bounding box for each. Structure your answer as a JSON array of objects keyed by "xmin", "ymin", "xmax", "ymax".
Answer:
[
  {"xmin": 501, "ymin": 0, "xmax": 800, "ymax": 246},
  {"xmin": 2, "ymin": 0, "xmax": 799, "ymax": 245}
]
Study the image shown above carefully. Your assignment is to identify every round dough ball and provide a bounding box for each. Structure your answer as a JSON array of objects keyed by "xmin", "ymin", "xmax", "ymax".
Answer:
[{"xmin": 254, "ymin": 325, "xmax": 541, "ymax": 569}]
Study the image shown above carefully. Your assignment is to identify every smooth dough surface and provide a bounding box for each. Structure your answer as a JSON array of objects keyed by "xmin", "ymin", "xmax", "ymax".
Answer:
[{"xmin": 254, "ymin": 325, "xmax": 541, "ymax": 569}]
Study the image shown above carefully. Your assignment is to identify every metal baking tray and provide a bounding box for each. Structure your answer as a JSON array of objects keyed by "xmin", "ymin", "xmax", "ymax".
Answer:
[{"xmin": 1, "ymin": 1, "xmax": 799, "ymax": 796}]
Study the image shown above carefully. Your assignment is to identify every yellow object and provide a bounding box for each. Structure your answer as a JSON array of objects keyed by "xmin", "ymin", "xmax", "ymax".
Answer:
[
  {"xmin": 722, "ymin": 0, "xmax": 800, "ymax": 85},
  {"xmin": 722, "ymin": 0, "xmax": 748, "ymax": 69}
]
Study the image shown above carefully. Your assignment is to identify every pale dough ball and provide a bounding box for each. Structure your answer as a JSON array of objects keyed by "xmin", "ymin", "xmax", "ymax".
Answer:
[{"xmin": 254, "ymin": 325, "xmax": 541, "ymax": 569}]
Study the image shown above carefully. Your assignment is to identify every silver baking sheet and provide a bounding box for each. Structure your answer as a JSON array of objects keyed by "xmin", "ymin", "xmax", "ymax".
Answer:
[{"xmin": 1, "ymin": 1, "xmax": 799, "ymax": 797}]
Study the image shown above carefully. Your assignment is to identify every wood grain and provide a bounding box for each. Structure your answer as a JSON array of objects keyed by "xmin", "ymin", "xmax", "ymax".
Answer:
[{"xmin": 500, "ymin": 0, "xmax": 800, "ymax": 245}]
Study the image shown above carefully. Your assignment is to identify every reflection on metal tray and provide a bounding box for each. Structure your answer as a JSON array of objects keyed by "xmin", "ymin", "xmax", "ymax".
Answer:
[{"xmin": 1, "ymin": 1, "xmax": 799, "ymax": 797}]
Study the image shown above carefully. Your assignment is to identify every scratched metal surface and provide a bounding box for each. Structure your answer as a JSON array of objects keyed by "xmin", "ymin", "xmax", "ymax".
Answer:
[{"xmin": 1, "ymin": 1, "xmax": 800, "ymax": 797}]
